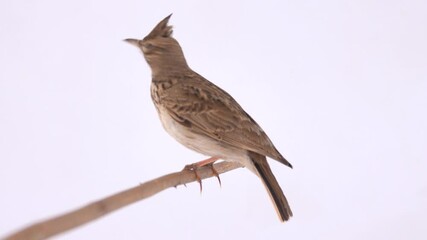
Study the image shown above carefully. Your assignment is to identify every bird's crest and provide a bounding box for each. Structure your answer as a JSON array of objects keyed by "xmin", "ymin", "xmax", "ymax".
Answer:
[{"xmin": 144, "ymin": 14, "xmax": 173, "ymax": 40}]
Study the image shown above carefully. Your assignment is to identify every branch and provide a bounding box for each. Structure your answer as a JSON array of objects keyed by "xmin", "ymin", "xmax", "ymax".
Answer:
[{"xmin": 3, "ymin": 161, "xmax": 243, "ymax": 240}]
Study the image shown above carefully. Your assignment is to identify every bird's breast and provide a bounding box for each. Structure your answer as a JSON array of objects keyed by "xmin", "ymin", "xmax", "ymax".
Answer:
[{"xmin": 150, "ymin": 82, "xmax": 161, "ymax": 106}]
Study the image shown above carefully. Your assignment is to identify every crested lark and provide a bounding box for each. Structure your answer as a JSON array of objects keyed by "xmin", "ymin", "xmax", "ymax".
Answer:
[{"xmin": 125, "ymin": 14, "xmax": 293, "ymax": 222}]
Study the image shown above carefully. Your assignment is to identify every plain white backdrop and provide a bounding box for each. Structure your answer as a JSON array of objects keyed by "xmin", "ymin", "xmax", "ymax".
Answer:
[{"xmin": 1, "ymin": 0, "xmax": 426, "ymax": 239}]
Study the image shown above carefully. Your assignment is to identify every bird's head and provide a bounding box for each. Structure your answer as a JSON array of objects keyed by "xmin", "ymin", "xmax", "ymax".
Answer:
[{"xmin": 125, "ymin": 14, "xmax": 189, "ymax": 77}]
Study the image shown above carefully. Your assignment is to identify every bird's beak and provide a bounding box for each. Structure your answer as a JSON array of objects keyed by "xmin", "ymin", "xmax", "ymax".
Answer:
[{"xmin": 124, "ymin": 38, "xmax": 139, "ymax": 47}]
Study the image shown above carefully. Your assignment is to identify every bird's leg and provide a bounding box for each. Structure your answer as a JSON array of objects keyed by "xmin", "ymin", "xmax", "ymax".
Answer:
[{"xmin": 183, "ymin": 156, "xmax": 220, "ymax": 192}]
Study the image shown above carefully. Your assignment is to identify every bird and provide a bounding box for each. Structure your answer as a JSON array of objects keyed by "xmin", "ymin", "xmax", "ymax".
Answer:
[{"xmin": 124, "ymin": 14, "xmax": 293, "ymax": 222}]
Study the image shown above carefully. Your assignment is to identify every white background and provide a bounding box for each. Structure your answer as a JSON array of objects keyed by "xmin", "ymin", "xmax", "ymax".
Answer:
[{"xmin": 1, "ymin": 0, "xmax": 426, "ymax": 239}]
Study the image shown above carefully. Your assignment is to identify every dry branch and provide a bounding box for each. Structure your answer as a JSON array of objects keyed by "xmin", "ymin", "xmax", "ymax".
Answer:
[{"xmin": 3, "ymin": 161, "xmax": 242, "ymax": 240}]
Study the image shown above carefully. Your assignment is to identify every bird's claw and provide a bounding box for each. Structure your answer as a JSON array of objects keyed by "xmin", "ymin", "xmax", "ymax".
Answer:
[
  {"xmin": 183, "ymin": 164, "xmax": 203, "ymax": 192},
  {"xmin": 208, "ymin": 163, "xmax": 222, "ymax": 187},
  {"xmin": 182, "ymin": 162, "xmax": 222, "ymax": 192}
]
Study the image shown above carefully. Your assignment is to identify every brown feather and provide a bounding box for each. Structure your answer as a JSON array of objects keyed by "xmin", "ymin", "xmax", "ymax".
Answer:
[
  {"xmin": 249, "ymin": 152, "xmax": 293, "ymax": 221},
  {"xmin": 154, "ymin": 73, "xmax": 292, "ymax": 168},
  {"xmin": 144, "ymin": 14, "xmax": 173, "ymax": 40},
  {"xmin": 126, "ymin": 14, "xmax": 293, "ymax": 222}
]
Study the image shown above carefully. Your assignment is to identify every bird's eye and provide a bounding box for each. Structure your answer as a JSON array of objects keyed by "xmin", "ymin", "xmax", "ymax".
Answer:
[{"xmin": 142, "ymin": 43, "xmax": 154, "ymax": 53}]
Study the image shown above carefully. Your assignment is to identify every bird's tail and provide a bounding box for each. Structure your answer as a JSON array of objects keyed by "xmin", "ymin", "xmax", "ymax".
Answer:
[{"xmin": 249, "ymin": 152, "xmax": 293, "ymax": 222}]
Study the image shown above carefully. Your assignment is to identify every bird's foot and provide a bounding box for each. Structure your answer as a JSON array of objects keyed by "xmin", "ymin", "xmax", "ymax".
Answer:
[
  {"xmin": 182, "ymin": 156, "xmax": 220, "ymax": 192},
  {"xmin": 208, "ymin": 162, "xmax": 222, "ymax": 187},
  {"xmin": 183, "ymin": 163, "xmax": 203, "ymax": 192}
]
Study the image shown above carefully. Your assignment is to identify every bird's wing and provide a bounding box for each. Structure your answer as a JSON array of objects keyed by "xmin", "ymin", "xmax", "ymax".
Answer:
[{"xmin": 155, "ymin": 73, "xmax": 291, "ymax": 167}]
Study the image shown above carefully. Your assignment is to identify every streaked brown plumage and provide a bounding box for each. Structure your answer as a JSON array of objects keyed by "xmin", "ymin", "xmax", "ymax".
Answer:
[{"xmin": 125, "ymin": 14, "xmax": 293, "ymax": 221}]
